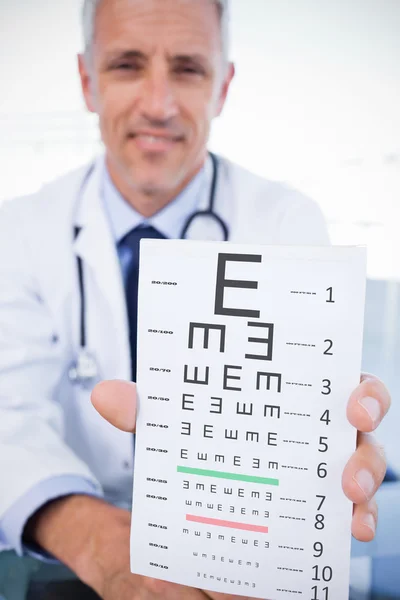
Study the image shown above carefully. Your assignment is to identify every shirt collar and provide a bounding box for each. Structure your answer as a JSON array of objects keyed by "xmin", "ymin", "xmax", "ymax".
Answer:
[{"xmin": 101, "ymin": 157, "xmax": 208, "ymax": 243}]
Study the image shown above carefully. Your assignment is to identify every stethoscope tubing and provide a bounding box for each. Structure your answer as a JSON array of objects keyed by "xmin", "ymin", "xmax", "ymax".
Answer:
[{"xmin": 71, "ymin": 152, "xmax": 228, "ymax": 384}]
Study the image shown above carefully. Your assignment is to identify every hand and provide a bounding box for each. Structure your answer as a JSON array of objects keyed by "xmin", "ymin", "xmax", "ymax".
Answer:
[
  {"xmin": 343, "ymin": 373, "xmax": 391, "ymax": 541},
  {"xmin": 92, "ymin": 373, "xmax": 391, "ymax": 546},
  {"xmin": 27, "ymin": 494, "xmax": 231, "ymax": 600},
  {"xmin": 84, "ymin": 509, "xmax": 222, "ymax": 600},
  {"xmin": 75, "ymin": 503, "xmax": 210, "ymax": 600},
  {"xmin": 84, "ymin": 504, "xmax": 249, "ymax": 600}
]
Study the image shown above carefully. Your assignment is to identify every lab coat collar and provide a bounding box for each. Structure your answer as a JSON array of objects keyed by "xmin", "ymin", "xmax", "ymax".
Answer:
[{"xmin": 101, "ymin": 155, "xmax": 209, "ymax": 243}]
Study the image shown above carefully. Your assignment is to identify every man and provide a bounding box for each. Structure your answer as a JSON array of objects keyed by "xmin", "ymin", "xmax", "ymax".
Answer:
[{"xmin": 0, "ymin": 0, "xmax": 391, "ymax": 599}]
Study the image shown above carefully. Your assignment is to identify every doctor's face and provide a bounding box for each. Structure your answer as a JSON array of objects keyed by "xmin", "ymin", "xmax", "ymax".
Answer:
[{"xmin": 79, "ymin": 0, "xmax": 234, "ymax": 206}]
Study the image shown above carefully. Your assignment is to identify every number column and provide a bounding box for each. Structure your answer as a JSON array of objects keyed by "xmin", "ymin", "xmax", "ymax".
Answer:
[{"xmin": 310, "ymin": 287, "xmax": 336, "ymax": 600}]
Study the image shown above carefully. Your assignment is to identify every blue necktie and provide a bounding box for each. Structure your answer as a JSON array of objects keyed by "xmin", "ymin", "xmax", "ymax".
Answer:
[{"xmin": 119, "ymin": 225, "xmax": 166, "ymax": 381}]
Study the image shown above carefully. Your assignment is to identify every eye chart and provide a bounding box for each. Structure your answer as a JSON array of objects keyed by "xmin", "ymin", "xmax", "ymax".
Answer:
[{"xmin": 130, "ymin": 241, "xmax": 366, "ymax": 600}]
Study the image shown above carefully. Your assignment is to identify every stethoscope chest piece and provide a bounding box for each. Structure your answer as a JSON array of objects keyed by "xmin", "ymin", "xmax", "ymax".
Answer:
[{"xmin": 68, "ymin": 349, "xmax": 99, "ymax": 388}]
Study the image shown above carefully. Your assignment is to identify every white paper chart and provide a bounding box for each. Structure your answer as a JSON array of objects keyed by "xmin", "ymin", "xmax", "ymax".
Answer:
[{"xmin": 130, "ymin": 241, "xmax": 366, "ymax": 600}]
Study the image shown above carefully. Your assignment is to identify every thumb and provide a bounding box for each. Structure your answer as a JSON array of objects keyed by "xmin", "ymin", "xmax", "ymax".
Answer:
[{"xmin": 91, "ymin": 380, "xmax": 137, "ymax": 432}]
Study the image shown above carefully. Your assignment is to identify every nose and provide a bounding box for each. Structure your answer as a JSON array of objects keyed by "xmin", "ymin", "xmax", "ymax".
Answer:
[{"xmin": 140, "ymin": 66, "xmax": 179, "ymax": 123}]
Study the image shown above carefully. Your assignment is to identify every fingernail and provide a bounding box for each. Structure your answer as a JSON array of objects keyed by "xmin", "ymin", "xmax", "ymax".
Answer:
[
  {"xmin": 362, "ymin": 513, "xmax": 376, "ymax": 535},
  {"xmin": 358, "ymin": 396, "xmax": 381, "ymax": 427},
  {"xmin": 354, "ymin": 469, "xmax": 375, "ymax": 500}
]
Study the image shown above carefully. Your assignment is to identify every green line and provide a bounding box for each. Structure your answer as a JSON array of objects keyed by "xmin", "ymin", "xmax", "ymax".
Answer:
[{"xmin": 177, "ymin": 466, "xmax": 279, "ymax": 486}]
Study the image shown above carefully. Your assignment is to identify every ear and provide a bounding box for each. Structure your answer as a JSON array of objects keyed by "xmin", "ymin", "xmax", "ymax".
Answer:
[
  {"xmin": 215, "ymin": 62, "xmax": 235, "ymax": 117},
  {"xmin": 77, "ymin": 53, "xmax": 97, "ymax": 114}
]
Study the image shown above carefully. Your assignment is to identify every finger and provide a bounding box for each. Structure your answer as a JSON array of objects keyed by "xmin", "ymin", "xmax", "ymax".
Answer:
[
  {"xmin": 347, "ymin": 373, "xmax": 391, "ymax": 432},
  {"xmin": 342, "ymin": 432, "xmax": 386, "ymax": 505},
  {"xmin": 91, "ymin": 380, "xmax": 137, "ymax": 432},
  {"xmin": 352, "ymin": 498, "xmax": 378, "ymax": 542}
]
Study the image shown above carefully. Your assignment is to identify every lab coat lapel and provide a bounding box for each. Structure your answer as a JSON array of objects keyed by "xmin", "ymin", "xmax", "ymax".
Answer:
[{"xmin": 72, "ymin": 159, "xmax": 131, "ymax": 380}]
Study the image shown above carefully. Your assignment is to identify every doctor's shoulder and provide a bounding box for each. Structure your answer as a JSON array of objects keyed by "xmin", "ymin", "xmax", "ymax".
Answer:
[
  {"xmin": 0, "ymin": 162, "xmax": 90, "ymax": 257},
  {"xmin": 221, "ymin": 156, "xmax": 330, "ymax": 247}
]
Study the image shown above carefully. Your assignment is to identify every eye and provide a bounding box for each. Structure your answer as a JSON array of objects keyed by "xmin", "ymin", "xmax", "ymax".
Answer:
[
  {"xmin": 108, "ymin": 60, "xmax": 143, "ymax": 73},
  {"xmin": 175, "ymin": 65, "xmax": 205, "ymax": 76},
  {"xmin": 115, "ymin": 63, "xmax": 140, "ymax": 70}
]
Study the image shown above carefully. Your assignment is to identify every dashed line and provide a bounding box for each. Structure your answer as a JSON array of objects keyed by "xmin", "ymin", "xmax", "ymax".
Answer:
[
  {"xmin": 280, "ymin": 498, "xmax": 307, "ymax": 504},
  {"xmin": 290, "ymin": 291, "xmax": 316, "ymax": 296},
  {"xmin": 282, "ymin": 465, "xmax": 308, "ymax": 471},
  {"xmin": 286, "ymin": 342, "xmax": 316, "ymax": 348},
  {"xmin": 279, "ymin": 516, "xmax": 306, "ymax": 522},
  {"xmin": 278, "ymin": 545, "xmax": 305, "ymax": 551},
  {"xmin": 283, "ymin": 440, "xmax": 310, "ymax": 446},
  {"xmin": 284, "ymin": 412, "xmax": 311, "ymax": 418},
  {"xmin": 277, "ymin": 589, "xmax": 302, "ymax": 595},
  {"xmin": 277, "ymin": 567, "xmax": 304, "ymax": 573},
  {"xmin": 286, "ymin": 382, "xmax": 313, "ymax": 387}
]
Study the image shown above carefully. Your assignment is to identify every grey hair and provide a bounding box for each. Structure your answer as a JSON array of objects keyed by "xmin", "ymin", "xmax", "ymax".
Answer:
[{"xmin": 82, "ymin": 0, "xmax": 230, "ymax": 62}]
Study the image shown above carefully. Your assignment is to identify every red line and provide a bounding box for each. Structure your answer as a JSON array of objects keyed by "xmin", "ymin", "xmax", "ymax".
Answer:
[{"xmin": 186, "ymin": 514, "xmax": 268, "ymax": 533}]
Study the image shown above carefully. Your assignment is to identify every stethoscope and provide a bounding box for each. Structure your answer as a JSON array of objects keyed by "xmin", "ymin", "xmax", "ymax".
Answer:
[{"xmin": 68, "ymin": 152, "xmax": 229, "ymax": 387}]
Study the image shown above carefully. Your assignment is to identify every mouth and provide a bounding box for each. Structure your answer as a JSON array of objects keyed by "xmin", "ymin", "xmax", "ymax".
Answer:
[{"xmin": 129, "ymin": 132, "xmax": 183, "ymax": 153}]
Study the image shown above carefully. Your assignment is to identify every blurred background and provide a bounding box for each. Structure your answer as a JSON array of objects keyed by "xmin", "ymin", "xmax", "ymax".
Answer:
[{"xmin": 0, "ymin": 0, "xmax": 399, "ymax": 598}]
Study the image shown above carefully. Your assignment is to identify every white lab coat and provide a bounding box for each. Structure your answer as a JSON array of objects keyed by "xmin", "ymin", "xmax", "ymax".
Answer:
[{"xmin": 0, "ymin": 154, "xmax": 329, "ymax": 531}]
